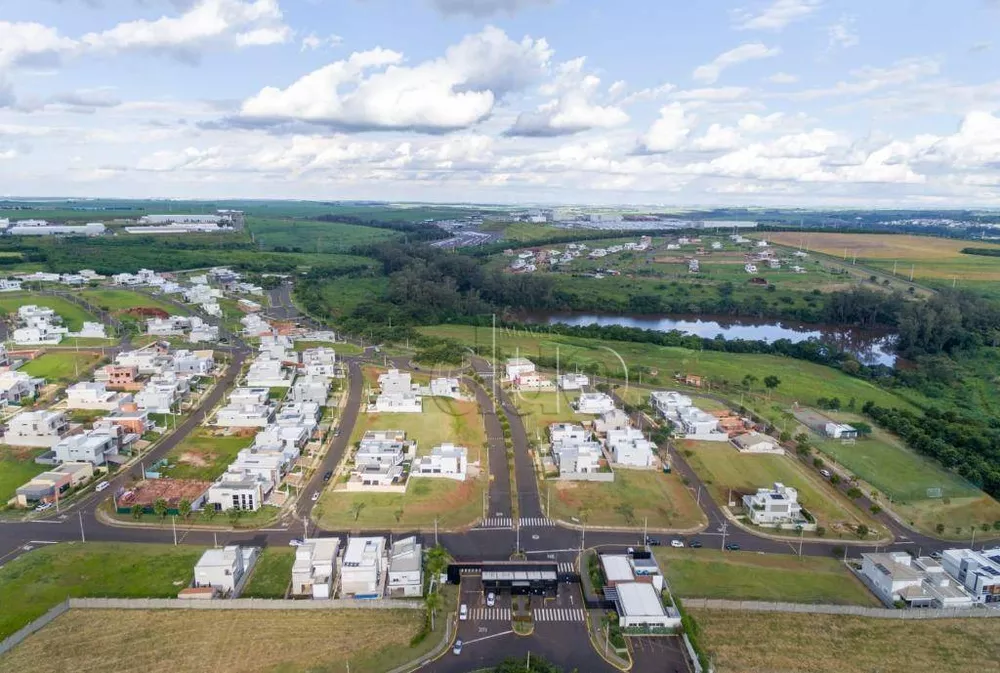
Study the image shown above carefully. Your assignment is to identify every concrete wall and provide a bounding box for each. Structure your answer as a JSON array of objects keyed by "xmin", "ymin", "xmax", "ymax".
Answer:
[
  {"xmin": 556, "ymin": 471, "xmax": 615, "ymax": 482},
  {"xmin": 68, "ymin": 597, "xmax": 422, "ymax": 610},
  {"xmin": 0, "ymin": 600, "xmax": 69, "ymax": 656},
  {"xmin": 681, "ymin": 598, "xmax": 1000, "ymax": 619}
]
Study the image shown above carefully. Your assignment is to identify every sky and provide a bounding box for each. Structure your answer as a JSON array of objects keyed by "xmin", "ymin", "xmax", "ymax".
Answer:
[{"xmin": 1, "ymin": 0, "xmax": 999, "ymax": 207}]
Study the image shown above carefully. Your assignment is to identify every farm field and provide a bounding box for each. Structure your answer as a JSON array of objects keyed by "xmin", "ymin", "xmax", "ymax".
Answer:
[
  {"xmin": 691, "ymin": 609, "xmax": 1000, "ymax": 673},
  {"xmin": 681, "ymin": 440, "xmax": 880, "ymax": 538},
  {"xmin": 247, "ymin": 217, "xmax": 400, "ymax": 253},
  {"xmin": 546, "ymin": 469, "xmax": 704, "ymax": 530},
  {"xmin": 420, "ymin": 325, "xmax": 921, "ymax": 412},
  {"xmin": 0, "ymin": 542, "xmax": 202, "ymax": 640},
  {"xmin": 1, "ymin": 608, "xmax": 440, "ymax": 673},
  {"xmin": 0, "ymin": 293, "xmax": 95, "ymax": 331},
  {"xmin": 241, "ymin": 548, "xmax": 294, "ymax": 598},
  {"xmin": 78, "ymin": 288, "xmax": 188, "ymax": 315},
  {"xmin": 20, "ymin": 351, "xmax": 104, "ymax": 382},
  {"xmin": 654, "ymin": 548, "xmax": 878, "ymax": 606},
  {"xmin": 0, "ymin": 446, "xmax": 49, "ymax": 505},
  {"xmin": 159, "ymin": 428, "xmax": 255, "ymax": 481}
]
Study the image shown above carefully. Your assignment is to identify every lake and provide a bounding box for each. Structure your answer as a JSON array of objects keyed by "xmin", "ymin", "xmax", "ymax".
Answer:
[{"xmin": 522, "ymin": 312, "xmax": 898, "ymax": 367}]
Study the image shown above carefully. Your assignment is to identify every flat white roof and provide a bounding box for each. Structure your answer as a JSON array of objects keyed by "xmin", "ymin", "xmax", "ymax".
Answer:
[
  {"xmin": 601, "ymin": 555, "xmax": 634, "ymax": 583},
  {"xmin": 616, "ymin": 582, "xmax": 667, "ymax": 618}
]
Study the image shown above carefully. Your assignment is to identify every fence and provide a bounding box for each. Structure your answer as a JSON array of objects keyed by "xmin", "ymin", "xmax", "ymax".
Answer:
[
  {"xmin": 0, "ymin": 600, "xmax": 70, "ymax": 656},
  {"xmin": 681, "ymin": 598, "xmax": 1000, "ymax": 619},
  {"xmin": 68, "ymin": 597, "xmax": 423, "ymax": 610}
]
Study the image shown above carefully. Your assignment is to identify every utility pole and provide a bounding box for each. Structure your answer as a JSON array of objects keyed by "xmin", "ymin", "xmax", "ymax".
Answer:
[
  {"xmin": 546, "ymin": 486, "xmax": 550, "ymax": 518},
  {"xmin": 696, "ymin": 485, "xmax": 702, "ymax": 508},
  {"xmin": 78, "ymin": 511, "xmax": 86, "ymax": 542},
  {"xmin": 172, "ymin": 516, "xmax": 177, "ymax": 545},
  {"xmin": 581, "ymin": 520, "xmax": 586, "ymax": 551},
  {"xmin": 434, "ymin": 517, "xmax": 439, "ymax": 547},
  {"xmin": 720, "ymin": 522, "xmax": 727, "ymax": 551},
  {"xmin": 555, "ymin": 346, "xmax": 560, "ymax": 414},
  {"xmin": 516, "ymin": 523, "xmax": 520, "ymax": 554},
  {"xmin": 492, "ymin": 313, "xmax": 497, "ymax": 398},
  {"xmin": 971, "ymin": 528, "xmax": 977, "ymax": 550},
  {"xmin": 798, "ymin": 527, "xmax": 804, "ymax": 557},
  {"xmin": 643, "ymin": 517, "xmax": 647, "ymax": 544}
]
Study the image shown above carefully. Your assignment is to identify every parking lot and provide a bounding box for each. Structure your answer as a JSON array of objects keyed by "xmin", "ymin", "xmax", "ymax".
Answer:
[{"xmin": 629, "ymin": 635, "xmax": 693, "ymax": 673}]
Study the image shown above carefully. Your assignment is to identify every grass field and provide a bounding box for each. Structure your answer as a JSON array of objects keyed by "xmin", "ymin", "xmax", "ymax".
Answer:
[
  {"xmin": 160, "ymin": 428, "xmax": 255, "ymax": 481},
  {"xmin": 247, "ymin": 217, "xmax": 400, "ymax": 253},
  {"xmin": 20, "ymin": 351, "xmax": 104, "ymax": 382},
  {"xmin": 420, "ymin": 325, "xmax": 920, "ymax": 413},
  {"xmin": 78, "ymin": 288, "xmax": 187, "ymax": 315},
  {"xmin": 681, "ymin": 440, "xmax": 877, "ymax": 537},
  {"xmin": 511, "ymin": 390, "xmax": 587, "ymax": 439},
  {"xmin": 1, "ymin": 608, "xmax": 441, "ymax": 673},
  {"xmin": 0, "ymin": 293, "xmax": 95, "ymax": 332},
  {"xmin": 691, "ymin": 609, "xmax": 1000, "ymax": 673},
  {"xmin": 241, "ymin": 548, "xmax": 294, "ymax": 598},
  {"xmin": 654, "ymin": 548, "xmax": 878, "ymax": 605},
  {"xmin": 352, "ymin": 397, "xmax": 486, "ymax": 459},
  {"xmin": 0, "ymin": 542, "xmax": 202, "ymax": 640},
  {"xmin": 547, "ymin": 469, "xmax": 704, "ymax": 530},
  {"xmin": 0, "ymin": 446, "xmax": 49, "ymax": 505}
]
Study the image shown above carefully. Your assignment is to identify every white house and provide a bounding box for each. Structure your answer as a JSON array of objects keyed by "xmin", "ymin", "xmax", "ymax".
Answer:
[
  {"xmin": 605, "ymin": 428, "xmax": 654, "ymax": 468},
  {"xmin": 290, "ymin": 376, "xmax": 330, "ymax": 405},
  {"xmin": 171, "ymin": 350, "xmax": 214, "ymax": 376},
  {"xmin": 731, "ymin": 431, "xmax": 783, "ymax": 455},
  {"xmin": 193, "ymin": 545, "xmax": 258, "ymax": 595},
  {"xmin": 216, "ymin": 403, "xmax": 273, "ymax": 428},
  {"xmin": 743, "ymin": 482, "xmax": 813, "ymax": 529},
  {"xmin": 594, "ymin": 408, "xmax": 630, "ymax": 435},
  {"xmin": 940, "ymin": 548, "xmax": 1000, "ymax": 604},
  {"xmin": 146, "ymin": 316, "xmax": 191, "ymax": 336},
  {"xmin": 387, "ymin": 536, "xmax": 423, "ymax": 598},
  {"xmin": 12, "ymin": 324, "xmax": 65, "ymax": 345},
  {"xmin": 207, "ymin": 469, "xmax": 270, "ymax": 512},
  {"xmin": 512, "ymin": 372, "xmax": 552, "ymax": 390},
  {"xmin": 70, "ymin": 322, "xmax": 107, "ymax": 339},
  {"xmin": 51, "ymin": 430, "xmax": 119, "ymax": 466},
  {"xmin": 4, "ymin": 410, "xmax": 70, "ymax": 447},
  {"xmin": 613, "ymin": 582, "xmax": 681, "ymax": 629},
  {"xmin": 651, "ymin": 391, "xmax": 727, "ymax": 441},
  {"xmin": 573, "ymin": 392, "xmax": 616, "ymax": 415},
  {"xmin": 134, "ymin": 374, "xmax": 187, "ymax": 414},
  {"xmin": 0, "ymin": 371, "xmax": 44, "ymax": 406},
  {"xmin": 228, "ymin": 387, "xmax": 270, "ymax": 406},
  {"xmin": 341, "ymin": 537, "xmax": 386, "ymax": 598},
  {"xmin": 0, "ymin": 279, "xmax": 23, "ymax": 292},
  {"xmin": 245, "ymin": 359, "xmax": 291, "ymax": 388},
  {"xmin": 552, "ymin": 441, "xmax": 603, "ymax": 475},
  {"xmin": 230, "ymin": 448, "xmax": 285, "ymax": 486},
  {"xmin": 505, "ymin": 357, "xmax": 536, "ymax": 381},
  {"xmin": 557, "ymin": 373, "xmax": 589, "ymax": 390},
  {"xmin": 549, "ymin": 423, "xmax": 588, "ymax": 445},
  {"xmin": 301, "ymin": 348, "xmax": 337, "ymax": 378},
  {"xmin": 429, "ymin": 377, "xmax": 462, "ymax": 398},
  {"xmin": 861, "ymin": 552, "xmax": 974, "ymax": 609},
  {"xmin": 65, "ymin": 382, "xmax": 131, "ymax": 411},
  {"xmin": 825, "ymin": 423, "xmax": 858, "ymax": 439},
  {"xmin": 115, "ymin": 347, "xmax": 170, "ymax": 375},
  {"xmin": 413, "ymin": 443, "xmax": 468, "ymax": 480},
  {"xmin": 292, "ymin": 538, "xmax": 341, "ymax": 599},
  {"xmin": 188, "ymin": 323, "xmax": 220, "ymax": 343},
  {"xmin": 374, "ymin": 391, "xmax": 422, "ymax": 414},
  {"xmin": 378, "ymin": 369, "xmax": 414, "ymax": 395}
]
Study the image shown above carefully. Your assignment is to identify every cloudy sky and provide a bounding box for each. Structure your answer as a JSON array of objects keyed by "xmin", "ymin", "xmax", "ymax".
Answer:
[{"xmin": 1, "ymin": 0, "xmax": 999, "ymax": 206}]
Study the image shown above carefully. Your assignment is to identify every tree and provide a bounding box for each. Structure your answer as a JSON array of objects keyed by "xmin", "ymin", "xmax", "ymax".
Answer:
[
  {"xmin": 846, "ymin": 487, "xmax": 863, "ymax": 499},
  {"xmin": 856, "ymin": 524, "xmax": 869, "ymax": 538},
  {"xmin": 178, "ymin": 499, "xmax": 192, "ymax": 520},
  {"xmin": 131, "ymin": 504, "xmax": 143, "ymax": 520},
  {"xmin": 393, "ymin": 508, "xmax": 404, "ymax": 523},
  {"xmin": 852, "ymin": 422, "xmax": 873, "ymax": 438},
  {"xmin": 812, "ymin": 457, "xmax": 824, "ymax": 469},
  {"xmin": 742, "ymin": 374, "xmax": 757, "ymax": 391},
  {"xmin": 153, "ymin": 498, "xmax": 168, "ymax": 519},
  {"xmin": 350, "ymin": 502, "xmax": 366, "ymax": 521},
  {"xmin": 815, "ymin": 526, "xmax": 826, "ymax": 537},
  {"xmin": 424, "ymin": 590, "xmax": 442, "ymax": 632},
  {"xmin": 830, "ymin": 474, "xmax": 841, "ymax": 486},
  {"xmin": 994, "ymin": 521, "xmax": 1000, "ymax": 532},
  {"xmin": 936, "ymin": 523, "xmax": 946, "ymax": 535},
  {"xmin": 794, "ymin": 433, "xmax": 809, "ymax": 445},
  {"xmin": 870, "ymin": 504, "xmax": 882, "ymax": 515},
  {"xmin": 201, "ymin": 505, "xmax": 217, "ymax": 521},
  {"xmin": 763, "ymin": 375, "xmax": 781, "ymax": 398}
]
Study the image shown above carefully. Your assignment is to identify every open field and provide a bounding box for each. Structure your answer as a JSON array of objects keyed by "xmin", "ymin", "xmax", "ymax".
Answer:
[
  {"xmin": 511, "ymin": 390, "xmax": 586, "ymax": 438},
  {"xmin": 420, "ymin": 325, "xmax": 921, "ymax": 412},
  {"xmin": 655, "ymin": 548, "xmax": 878, "ymax": 605},
  {"xmin": 241, "ymin": 548, "xmax": 294, "ymax": 598},
  {"xmin": 0, "ymin": 542, "xmax": 202, "ymax": 640},
  {"xmin": 0, "ymin": 608, "xmax": 440, "ymax": 673},
  {"xmin": 78, "ymin": 288, "xmax": 188, "ymax": 315},
  {"xmin": 690, "ymin": 609, "xmax": 1000, "ymax": 673},
  {"xmin": 0, "ymin": 446, "xmax": 49, "ymax": 505},
  {"xmin": 160, "ymin": 428, "xmax": 255, "ymax": 481},
  {"xmin": 247, "ymin": 217, "xmax": 400, "ymax": 253},
  {"xmin": 0, "ymin": 293, "xmax": 95, "ymax": 332},
  {"xmin": 315, "ymin": 475, "xmax": 485, "ymax": 529},
  {"xmin": 20, "ymin": 350, "xmax": 104, "ymax": 382},
  {"xmin": 547, "ymin": 469, "xmax": 704, "ymax": 530},
  {"xmin": 353, "ymin": 397, "xmax": 486, "ymax": 459},
  {"xmin": 681, "ymin": 440, "xmax": 878, "ymax": 537}
]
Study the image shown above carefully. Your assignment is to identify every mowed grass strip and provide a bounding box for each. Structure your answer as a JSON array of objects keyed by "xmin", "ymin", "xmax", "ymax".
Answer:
[
  {"xmin": 20, "ymin": 351, "xmax": 104, "ymax": 383},
  {"xmin": 0, "ymin": 293, "xmax": 95, "ymax": 332},
  {"xmin": 548, "ymin": 470, "xmax": 704, "ymax": 530},
  {"xmin": 690, "ymin": 609, "xmax": 1000, "ymax": 673},
  {"xmin": 0, "ymin": 542, "xmax": 202, "ymax": 640},
  {"xmin": 1, "ymin": 608, "xmax": 437, "ymax": 673},
  {"xmin": 655, "ymin": 548, "xmax": 878, "ymax": 605},
  {"xmin": 161, "ymin": 428, "xmax": 255, "ymax": 481},
  {"xmin": 78, "ymin": 288, "xmax": 188, "ymax": 315},
  {"xmin": 0, "ymin": 446, "xmax": 50, "ymax": 503},
  {"xmin": 241, "ymin": 548, "xmax": 294, "ymax": 598}
]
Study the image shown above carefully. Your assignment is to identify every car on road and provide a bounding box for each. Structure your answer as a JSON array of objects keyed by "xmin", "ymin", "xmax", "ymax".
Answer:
[
  {"xmin": 459, "ymin": 604, "xmax": 468, "ymax": 621},
  {"xmin": 645, "ymin": 537, "xmax": 661, "ymax": 546},
  {"xmin": 322, "ymin": 470, "xmax": 333, "ymax": 481},
  {"xmin": 311, "ymin": 492, "xmax": 320, "ymax": 502},
  {"xmin": 670, "ymin": 539, "xmax": 685, "ymax": 548},
  {"xmin": 333, "ymin": 428, "xmax": 340, "ymax": 437},
  {"xmin": 35, "ymin": 502, "xmax": 53, "ymax": 512},
  {"xmin": 486, "ymin": 592, "xmax": 496, "ymax": 607},
  {"xmin": 452, "ymin": 639, "xmax": 463, "ymax": 655},
  {"xmin": 689, "ymin": 539, "xmax": 703, "ymax": 548},
  {"xmin": 820, "ymin": 469, "xmax": 832, "ymax": 478},
  {"xmin": 725, "ymin": 543, "xmax": 741, "ymax": 551},
  {"xmin": 288, "ymin": 538, "xmax": 303, "ymax": 547},
  {"xmin": 95, "ymin": 481, "xmax": 109, "ymax": 492}
]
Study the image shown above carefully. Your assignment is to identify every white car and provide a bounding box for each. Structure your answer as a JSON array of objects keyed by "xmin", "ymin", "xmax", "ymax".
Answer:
[
  {"xmin": 459, "ymin": 604, "xmax": 468, "ymax": 621},
  {"xmin": 35, "ymin": 502, "xmax": 53, "ymax": 512},
  {"xmin": 288, "ymin": 538, "xmax": 303, "ymax": 547},
  {"xmin": 95, "ymin": 481, "xmax": 110, "ymax": 493},
  {"xmin": 670, "ymin": 539, "xmax": 685, "ymax": 548},
  {"xmin": 311, "ymin": 492, "xmax": 320, "ymax": 502},
  {"xmin": 486, "ymin": 592, "xmax": 496, "ymax": 607}
]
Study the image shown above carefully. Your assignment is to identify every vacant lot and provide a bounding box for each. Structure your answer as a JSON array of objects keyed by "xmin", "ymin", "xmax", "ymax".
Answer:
[
  {"xmin": 316, "ymin": 476, "xmax": 485, "ymax": 530},
  {"xmin": 241, "ymin": 548, "xmax": 294, "ymax": 598},
  {"xmin": 512, "ymin": 389, "xmax": 587, "ymax": 438},
  {"xmin": 20, "ymin": 351, "xmax": 104, "ymax": 383},
  {"xmin": 691, "ymin": 609, "xmax": 1000, "ymax": 673},
  {"xmin": 160, "ymin": 428, "xmax": 255, "ymax": 481},
  {"xmin": 0, "ymin": 293, "xmax": 95, "ymax": 332},
  {"xmin": 0, "ymin": 542, "xmax": 201, "ymax": 640},
  {"xmin": 1, "ymin": 608, "xmax": 439, "ymax": 673},
  {"xmin": 78, "ymin": 288, "xmax": 187, "ymax": 315},
  {"xmin": 354, "ymin": 397, "xmax": 486, "ymax": 460},
  {"xmin": 247, "ymin": 217, "xmax": 399, "ymax": 253},
  {"xmin": 656, "ymin": 547, "xmax": 877, "ymax": 605},
  {"xmin": 0, "ymin": 446, "xmax": 49, "ymax": 504},
  {"xmin": 682, "ymin": 440, "xmax": 876, "ymax": 537},
  {"xmin": 547, "ymin": 469, "xmax": 704, "ymax": 530}
]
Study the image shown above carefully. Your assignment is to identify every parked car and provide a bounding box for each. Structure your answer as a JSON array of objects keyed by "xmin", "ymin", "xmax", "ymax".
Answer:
[
  {"xmin": 645, "ymin": 537, "xmax": 661, "ymax": 546},
  {"xmin": 819, "ymin": 469, "xmax": 832, "ymax": 479},
  {"xmin": 725, "ymin": 543, "xmax": 741, "ymax": 551},
  {"xmin": 95, "ymin": 481, "xmax": 109, "ymax": 492},
  {"xmin": 288, "ymin": 538, "xmax": 303, "ymax": 547},
  {"xmin": 459, "ymin": 604, "xmax": 468, "ymax": 621},
  {"xmin": 670, "ymin": 539, "xmax": 685, "ymax": 548},
  {"xmin": 689, "ymin": 539, "xmax": 704, "ymax": 548},
  {"xmin": 486, "ymin": 592, "xmax": 496, "ymax": 607},
  {"xmin": 323, "ymin": 470, "xmax": 333, "ymax": 481},
  {"xmin": 311, "ymin": 492, "xmax": 320, "ymax": 502},
  {"xmin": 452, "ymin": 639, "xmax": 463, "ymax": 655},
  {"xmin": 35, "ymin": 502, "xmax": 53, "ymax": 512}
]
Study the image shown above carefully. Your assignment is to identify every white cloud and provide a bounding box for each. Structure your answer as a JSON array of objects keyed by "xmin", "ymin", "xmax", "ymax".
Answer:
[
  {"xmin": 429, "ymin": 0, "xmax": 553, "ymax": 17},
  {"xmin": 917, "ymin": 110, "xmax": 1000, "ymax": 170},
  {"xmin": 237, "ymin": 27, "xmax": 552, "ymax": 132},
  {"xmin": 508, "ymin": 58, "xmax": 629, "ymax": 137},
  {"xmin": 766, "ymin": 72, "xmax": 798, "ymax": 84},
  {"xmin": 827, "ymin": 16, "xmax": 859, "ymax": 50},
  {"xmin": 0, "ymin": 21, "xmax": 78, "ymax": 70},
  {"xmin": 737, "ymin": 112, "xmax": 786, "ymax": 132},
  {"xmin": 789, "ymin": 57, "xmax": 940, "ymax": 99},
  {"xmin": 673, "ymin": 86, "xmax": 751, "ymax": 102},
  {"xmin": 81, "ymin": 0, "xmax": 291, "ymax": 58},
  {"xmin": 636, "ymin": 103, "xmax": 693, "ymax": 153},
  {"xmin": 690, "ymin": 123, "xmax": 743, "ymax": 151},
  {"xmin": 0, "ymin": 148, "xmax": 17, "ymax": 160},
  {"xmin": 618, "ymin": 83, "xmax": 675, "ymax": 105},
  {"xmin": 693, "ymin": 43, "xmax": 781, "ymax": 84},
  {"xmin": 301, "ymin": 33, "xmax": 342, "ymax": 51},
  {"xmin": 733, "ymin": 0, "xmax": 822, "ymax": 31}
]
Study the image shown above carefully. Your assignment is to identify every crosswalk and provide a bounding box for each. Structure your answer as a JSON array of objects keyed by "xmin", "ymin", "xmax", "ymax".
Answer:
[
  {"xmin": 480, "ymin": 517, "xmax": 513, "ymax": 528},
  {"xmin": 470, "ymin": 607, "xmax": 511, "ymax": 621},
  {"xmin": 478, "ymin": 516, "xmax": 556, "ymax": 529},
  {"xmin": 557, "ymin": 562, "xmax": 575, "ymax": 573},
  {"xmin": 534, "ymin": 608, "xmax": 586, "ymax": 622},
  {"xmin": 519, "ymin": 517, "xmax": 554, "ymax": 527}
]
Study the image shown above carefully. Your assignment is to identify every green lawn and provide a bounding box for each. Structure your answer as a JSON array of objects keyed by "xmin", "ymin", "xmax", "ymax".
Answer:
[
  {"xmin": 0, "ymin": 542, "xmax": 203, "ymax": 640},
  {"xmin": 355, "ymin": 395, "xmax": 486, "ymax": 460},
  {"xmin": 511, "ymin": 390, "xmax": 587, "ymax": 439},
  {"xmin": 654, "ymin": 547, "xmax": 878, "ymax": 605},
  {"xmin": 0, "ymin": 446, "xmax": 49, "ymax": 505},
  {"xmin": 242, "ymin": 548, "xmax": 294, "ymax": 598},
  {"xmin": 78, "ymin": 288, "xmax": 187, "ymax": 315},
  {"xmin": 160, "ymin": 429, "xmax": 254, "ymax": 481},
  {"xmin": 20, "ymin": 351, "xmax": 104, "ymax": 382},
  {"xmin": 0, "ymin": 293, "xmax": 96, "ymax": 332},
  {"xmin": 247, "ymin": 217, "xmax": 399, "ymax": 253},
  {"xmin": 682, "ymin": 440, "xmax": 876, "ymax": 536}
]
